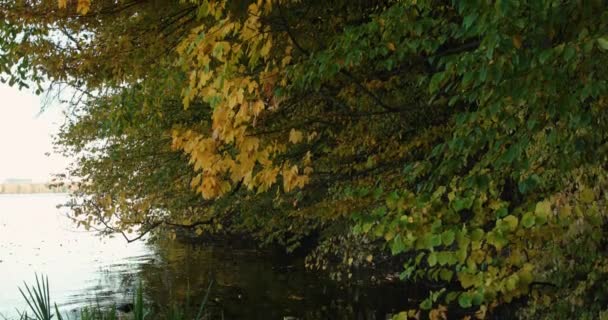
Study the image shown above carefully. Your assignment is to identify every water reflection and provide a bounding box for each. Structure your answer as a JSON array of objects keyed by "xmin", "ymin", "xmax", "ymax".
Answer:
[
  {"xmin": 0, "ymin": 194, "xmax": 151, "ymax": 316},
  {"xmin": 0, "ymin": 194, "xmax": 410, "ymax": 319},
  {"xmin": 138, "ymin": 239, "xmax": 410, "ymax": 319}
]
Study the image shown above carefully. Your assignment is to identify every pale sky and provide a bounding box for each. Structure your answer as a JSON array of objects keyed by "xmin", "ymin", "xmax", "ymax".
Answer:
[{"xmin": 0, "ymin": 83, "xmax": 70, "ymax": 182}]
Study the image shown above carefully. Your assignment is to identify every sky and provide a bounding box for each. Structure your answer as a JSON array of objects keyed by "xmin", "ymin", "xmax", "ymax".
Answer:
[{"xmin": 0, "ymin": 83, "xmax": 70, "ymax": 182}]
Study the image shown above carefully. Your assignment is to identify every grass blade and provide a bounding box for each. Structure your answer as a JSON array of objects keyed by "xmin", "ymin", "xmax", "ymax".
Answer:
[{"xmin": 195, "ymin": 280, "xmax": 213, "ymax": 320}]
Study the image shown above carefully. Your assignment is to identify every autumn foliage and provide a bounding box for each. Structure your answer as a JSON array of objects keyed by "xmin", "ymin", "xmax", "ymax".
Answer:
[{"xmin": 2, "ymin": 0, "xmax": 608, "ymax": 318}]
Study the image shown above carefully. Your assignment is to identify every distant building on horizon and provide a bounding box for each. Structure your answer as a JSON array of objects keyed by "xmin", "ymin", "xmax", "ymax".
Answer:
[
  {"xmin": 3, "ymin": 178, "xmax": 33, "ymax": 184},
  {"xmin": 0, "ymin": 180, "xmax": 70, "ymax": 194}
]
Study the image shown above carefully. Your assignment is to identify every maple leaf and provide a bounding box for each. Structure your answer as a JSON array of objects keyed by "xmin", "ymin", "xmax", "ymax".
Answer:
[
  {"xmin": 252, "ymin": 100, "xmax": 265, "ymax": 116},
  {"xmin": 77, "ymin": 0, "xmax": 90, "ymax": 14},
  {"xmin": 260, "ymin": 38, "xmax": 273, "ymax": 59},
  {"xmin": 289, "ymin": 129, "xmax": 303, "ymax": 144}
]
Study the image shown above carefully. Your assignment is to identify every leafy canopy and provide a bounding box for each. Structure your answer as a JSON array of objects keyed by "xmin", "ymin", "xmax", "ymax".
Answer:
[{"xmin": 2, "ymin": 0, "xmax": 608, "ymax": 318}]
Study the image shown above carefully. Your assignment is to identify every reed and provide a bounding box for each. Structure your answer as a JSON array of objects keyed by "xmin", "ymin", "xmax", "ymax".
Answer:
[{"xmin": 7, "ymin": 274, "xmax": 214, "ymax": 320}]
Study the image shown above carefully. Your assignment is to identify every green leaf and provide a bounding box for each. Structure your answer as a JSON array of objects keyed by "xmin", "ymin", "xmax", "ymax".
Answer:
[
  {"xmin": 420, "ymin": 297, "xmax": 433, "ymax": 310},
  {"xmin": 458, "ymin": 293, "xmax": 472, "ymax": 308},
  {"xmin": 506, "ymin": 276, "xmax": 518, "ymax": 291},
  {"xmin": 563, "ymin": 46, "xmax": 576, "ymax": 61},
  {"xmin": 453, "ymin": 196, "xmax": 473, "ymax": 212},
  {"xmin": 535, "ymin": 214, "xmax": 548, "ymax": 226},
  {"xmin": 487, "ymin": 231, "xmax": 508, "ymax": 250},
  {"xmin": 597, "ymin": 37, "xmax": 608, "ymax": 51},
  {"xmin": 539, "ymin": 49, "xmax": 553, "ymax": 64},
  {"xmin": 429, "ymin": 72, "xmax": 445, "ymax": 93},
  {"xmin": 428, "ymin": 252, "xmax": 438, "ymax": 267},
  {"xmin": 471, "ymin": 291, "xmax": 484, "ymax": 306},
  {"xmin": 519, "ymin": 267, "xmax": 534, "ymax": 286},
  {"xmin": 502, "ymin": 215, "xmax": 519, "ymax": 232},
  {"xmin": 446, "ymin": 292, "xmax": 459, "ymax": 304},
  {"xmin": 430, "ymin": 234, "xmax": 443, "ymax": 247},
  {"xmin": 391, "ymin": 235, "xmax": 406, "ymax": 255},
  {"xmin": 471, "ymin": 228, "xmax": 484, "ymax": 242},
  {"xmin": 436, "ymin": 251, "xmax": 449, "ymax": 265},
  {"xmin": 495, "ymin": 207, "xmax": 508, "ymax": 218},
  {"xmin": 518, "ymin": 174, "xmax": 540, "ymax": 194},
  {"xmin": 463, "ymin": 12, "xmax": 478, "ymax": 30},
  {"xmin": 441, "ymin": 230, "xmax": 456, "ymax": 246},
  {"xmin": 458, "ymin": 272, "xmax": 479, "ymax": 289},
  {"xmin": 440, "ymin": 269, "xmax": 454, "ymax": 281},
  {"xmin": 521, "ymin": 212, "xmax": 535, "ymax": 228},
  {"xmin": 373, "ymin": 206, "xmax": 387, "ymax": 216}
]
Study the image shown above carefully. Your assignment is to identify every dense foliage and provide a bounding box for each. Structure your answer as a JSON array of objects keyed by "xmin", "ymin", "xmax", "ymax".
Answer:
[{"xmin": 2, "ymin": 0, "xmax": 608, "ymax": 318}]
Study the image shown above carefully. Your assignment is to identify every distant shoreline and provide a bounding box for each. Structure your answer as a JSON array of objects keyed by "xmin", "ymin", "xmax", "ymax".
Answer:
[{"xmin": 0, "ymin": 183, "xmax": 70, "ymax": 194}]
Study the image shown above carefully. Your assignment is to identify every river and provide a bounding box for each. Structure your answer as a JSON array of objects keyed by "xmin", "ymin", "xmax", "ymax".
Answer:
[{"xmin": 0, "ymin": 194, "xmax": 409, "ymax": 319}]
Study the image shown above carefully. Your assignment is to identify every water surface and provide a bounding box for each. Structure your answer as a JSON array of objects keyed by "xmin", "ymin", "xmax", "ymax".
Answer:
[
  {"xmin": 0, "ymin": 194, "xmax": 150, "ymax": 316},
  {"xmin": 0, "ymin": 194, "xmax": 409, "ymax": 319}
]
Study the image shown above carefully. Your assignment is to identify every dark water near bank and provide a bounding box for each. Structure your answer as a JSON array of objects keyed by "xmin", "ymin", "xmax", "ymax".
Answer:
[{"xmin": 0, "ymin": 194, "xmax": 410, "ymax": 319}]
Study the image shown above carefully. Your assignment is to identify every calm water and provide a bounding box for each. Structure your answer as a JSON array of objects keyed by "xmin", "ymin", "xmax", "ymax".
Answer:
[
  {"xmin": 0, "ymin": 194, "xmax": 409, "ymax": 319},
  {"xmin": 0, "ymin": 194, "xmax": 150, "ymax": 317}
]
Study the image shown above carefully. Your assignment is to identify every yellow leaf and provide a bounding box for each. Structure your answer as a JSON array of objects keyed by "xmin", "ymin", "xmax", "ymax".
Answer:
[
  {"xmin": 580, "ymin": 187, "xmax": 595, "ymax": 203},
  {"xmin": 252, "ymin": 100, "xmax": 265, "ymax": 116},
  {"xmin": 534, "ymin": 200, "xmax": 551, "ymax": 218},
  {"xmin": 502, "ymin": 215, "xmax": 519, "ymax": 232},
  {"xmin": 307, "ymin": 131, "xmax": 318, "ymax": 142},
  {"xmin": 289, "ymin": 129, "xmax": 303, "ymax": 144},
  {"xmin": 387, "ymin": 42, "xmax": 396, "ymax": 51},
  {"xmin": 558, "ymin": 204, "xmax": 572, "ymax": 218},
  {"xmin": 281, "ymin": 54, "xmax": 292, "ymax": 67},
  {"xmin": 260, "ymin": 38, "xmax": 273, "ymax": 58},
  {"xmin": 58, "ymin": 0, "xmax": 67, "ymax": 9},
  {"xmin": 429, "ymin": 305, "xmax": 447, "ymax": 320},
  {"xmin": 303, "ymin": 166, "xmax": 314, "ymax": 175},
  {"xmin": 190, "ymin": 174, "xmax": 202, "ymax": 189},
  {"xmin": 255, "ymin": 167, "xmax": 279, "ymax": 192},
  {"xmin": 458, "ymin": 272, "xmax": 480, "ymax": 289},
  {"xmin": 475, "ymin": 305, "xmax": 487, "ymax": 319},
  {"xmin": 246, "ymin": 79, "xmax": 258, "ymax": 94},
  {"xmin": 77, "ymin": 0, "xmax": 91, "ymax": 14},
  {"xmin": 392, "ymin": 311, "xmax": 408, "ymax": 320},
  {"xmin": 247, "ymin": 2, "xmax": 259, "ymax": 14},
  {"xmin": 518, "ymin": 263, "xmax": 534, "ymax": 286},
  {"xmin": 282, "ymin": 164, "xmax": 300, "ymax": 192},
  {"xmin": 235, "ymin": 103, "xmax": 251, "ymax": 125},
  {"xmin": 302, "ymin": 151, "xmax": 312, "ymax": 166}
]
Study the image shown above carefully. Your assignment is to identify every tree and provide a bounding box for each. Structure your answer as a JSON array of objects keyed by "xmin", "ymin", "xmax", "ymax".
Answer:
[{"xmin": 2, "ymin": 0, "xmax": 608, "ymax": 318}]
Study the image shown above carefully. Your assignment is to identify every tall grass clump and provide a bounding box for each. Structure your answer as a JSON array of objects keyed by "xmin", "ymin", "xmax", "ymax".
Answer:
[
  {"xmin": 17, "ymin": 274, "xmax": 58, "ymax": 320},
  {"xmin": 133, "ymin": 281, "xmax": 146, "ymax": 320},
  {"xmin": 11, "ymin": 274, "xmax": 215, "ymax": 320}
]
